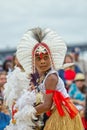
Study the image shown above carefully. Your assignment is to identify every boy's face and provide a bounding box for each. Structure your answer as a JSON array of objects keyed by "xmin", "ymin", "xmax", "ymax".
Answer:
[{"xmin": 35, "ymin": 53, "xmax": 51, "ymax": 75}]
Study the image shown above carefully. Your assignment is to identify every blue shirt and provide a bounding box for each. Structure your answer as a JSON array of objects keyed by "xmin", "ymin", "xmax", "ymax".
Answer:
[
  {"xmin": 0, "ymin": 112, "xmax": 11, "ymax": 130},
  {"xmin": 68, "ymin": 83, "xmax": 85, "ymax": 101}
]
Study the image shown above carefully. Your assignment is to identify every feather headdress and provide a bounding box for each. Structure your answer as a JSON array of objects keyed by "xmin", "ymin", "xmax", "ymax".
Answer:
[{"xmin": 16, "ymin": 27, "xmax": 67, "ymax": 75}]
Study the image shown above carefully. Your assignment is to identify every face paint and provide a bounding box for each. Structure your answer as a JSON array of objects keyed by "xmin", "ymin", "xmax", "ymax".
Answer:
[
  {"xmin": 32, "ymin": 43, "xmax": 54, "ymax": 73},
  {"xmin": 35, "ymin": 45, "xmax": 48, "ymax": 60}
]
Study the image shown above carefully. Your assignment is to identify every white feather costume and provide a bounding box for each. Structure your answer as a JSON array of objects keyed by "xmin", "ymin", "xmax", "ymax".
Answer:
[
  {"xmin": 5, "ymin": 90, "xmax": 37, "ymax": 130},
  {"xmin": 4, "ymin": 66, "xmax": 42, "ymax": 130},
  {"xmin": 4, "ymin": 67, "xmax": 29, "ymax": 109}
]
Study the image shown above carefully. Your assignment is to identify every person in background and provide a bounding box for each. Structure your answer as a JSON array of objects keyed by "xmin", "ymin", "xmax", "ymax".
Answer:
[
  {"xmin": 58, "ymin": 54, "xmax": 82, "ymax": 90},
  {"xmin": 64, "ymin": 69, "xmax": 76, "ymax": 92},
  {"xmin": 0, "ymin": 97, "xmax": 11, "ymax": 130},
  {"xmin": 2, "ymin": 59, "xmax": 13, "ymax": 73},
  {"xmin": 0, "ymin": 71, "xmax": 7, "ymax": 97},
  {"xmin": 64, "ymin": 54, "xmax": 82, "ymax": 73},
  {"xmin": 11, "ymin": 53, "xmax": 24, "ymax": 71},
  {"xmin": 68, "ymin": 73, "xmax": 86, "ymax": 112},
  {"xmin": 70, "ymin": 47, "xmax": 87, "ymax": 74}
]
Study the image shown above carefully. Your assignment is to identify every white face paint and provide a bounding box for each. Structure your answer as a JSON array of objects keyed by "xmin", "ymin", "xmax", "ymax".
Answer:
[{"xmin": 35, "ymin": 45, "xmax": 48, "ymax": 55}]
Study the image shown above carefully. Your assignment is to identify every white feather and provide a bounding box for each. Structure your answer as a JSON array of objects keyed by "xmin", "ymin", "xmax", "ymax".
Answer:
[{"xmin": 4, "ymin": 67, "xmax": 29, "ymax": 109}]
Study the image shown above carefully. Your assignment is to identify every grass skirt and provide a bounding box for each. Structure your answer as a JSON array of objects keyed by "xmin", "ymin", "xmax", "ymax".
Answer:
[{"xmin": 44, "ymin": 107, "xmax": 84, "ymax": 130}]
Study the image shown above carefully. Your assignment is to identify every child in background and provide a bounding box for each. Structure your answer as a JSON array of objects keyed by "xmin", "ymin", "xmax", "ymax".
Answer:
[{"xmin": 0, "ymin": 97, "xmax": 11, "ymax": 130}]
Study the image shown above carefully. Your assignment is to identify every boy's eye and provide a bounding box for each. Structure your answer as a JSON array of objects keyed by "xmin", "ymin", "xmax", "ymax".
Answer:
[
  {"xmin": 36, "ymin": 57, "xmax": 41, "ymax": 61},
  {"xmin": 44, "ymin": 56, "xmax": 49, "ymax": 60}
]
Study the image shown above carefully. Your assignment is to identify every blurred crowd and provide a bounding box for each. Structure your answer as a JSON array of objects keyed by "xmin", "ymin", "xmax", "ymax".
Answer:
[
  {"xmin": 0, "ymin": 47, "xmax": 87, "ymax": 129},
  {"xmin": 58, "ymin": 47, "xmax": 87, "ymax": 129},
  {"xmin": 0, "ymin": 54, "xmax": 17, "ymax": 130}
]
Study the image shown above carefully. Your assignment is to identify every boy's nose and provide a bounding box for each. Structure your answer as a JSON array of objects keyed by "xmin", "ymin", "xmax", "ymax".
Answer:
[{"xmin": 41, "ymin": 59, "xmax": 45, "ymax": 64}]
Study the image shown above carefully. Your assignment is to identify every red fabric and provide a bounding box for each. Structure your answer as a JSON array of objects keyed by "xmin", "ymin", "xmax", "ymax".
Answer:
[
  {"xmin": 12, "ymin": 103, "xmax": 17, "ymax": 120},
  {"xmin": 82, "ymin": 117, "xmax": 87, "ymax": 129},
  {"xmin": 64, "ymin": 69, "xmax": 76, "ymax": 80},
  {"xmin": 46, "ymin": 111, "xmax": 51, "ymax": 116},
  {"xmin": 46, "ymin": 90, "xmax": 78, "ymax": 118}
]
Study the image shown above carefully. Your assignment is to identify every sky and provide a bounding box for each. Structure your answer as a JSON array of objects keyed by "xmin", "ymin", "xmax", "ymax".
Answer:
[{"xmin": 0, "ymin": 0, "xmax": 87, "ymax": 49}]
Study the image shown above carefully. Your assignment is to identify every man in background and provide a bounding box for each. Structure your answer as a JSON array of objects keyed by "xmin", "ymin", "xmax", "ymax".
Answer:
[{"xmin": 70, "ymin": 47, "xmax": 87, "ymax": 74}]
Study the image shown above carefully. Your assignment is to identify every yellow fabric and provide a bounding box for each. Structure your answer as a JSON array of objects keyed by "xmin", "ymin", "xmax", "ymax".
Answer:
[{"xmin": 44, "ymin": 107, "xmax": 84, "ymax": 130}]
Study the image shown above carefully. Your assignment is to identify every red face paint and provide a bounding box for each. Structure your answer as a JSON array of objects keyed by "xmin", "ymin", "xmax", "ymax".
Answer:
[{"xmin": 39, "ymin": 53, "xmax": 43, "ymax": 59}]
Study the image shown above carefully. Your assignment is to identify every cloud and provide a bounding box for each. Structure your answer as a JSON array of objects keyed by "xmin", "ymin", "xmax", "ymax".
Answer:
[{"xmin": 0, "ymin": 0, "xmax": 87, "ymax": 49}]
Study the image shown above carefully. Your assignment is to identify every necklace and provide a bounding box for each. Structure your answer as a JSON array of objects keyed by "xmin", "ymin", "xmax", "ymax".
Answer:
[
  {"xmin": 36, "ymin": 75, "xmax": 45, "ymax": 85},
  {"xmin": 36, "ymin": 68, "xmax": 51, "ymax": 85}
]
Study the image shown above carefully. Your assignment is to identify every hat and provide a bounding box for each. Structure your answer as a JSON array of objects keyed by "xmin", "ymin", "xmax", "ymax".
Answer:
[
  {"xmin": 74, "ymin": 73, "xmax": 85, "ymax": 81},
  {"xmin": 64, "ymin": 69, "xmax": 76, "ymax": 80},
  {"xmin": 60, "ymin": 63, "xmax": 75, "ymax": 70},
  {"xmin": 71, "ymin": 47, "xmax": 80, "ymax": 55}
]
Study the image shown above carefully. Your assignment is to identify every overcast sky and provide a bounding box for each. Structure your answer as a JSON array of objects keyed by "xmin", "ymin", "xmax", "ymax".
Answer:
[{"xmin": 0, "ymin": 0, "xmax": 87, "ymax": 49}]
